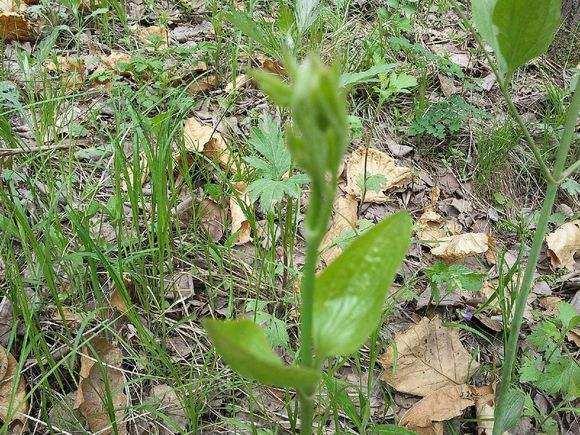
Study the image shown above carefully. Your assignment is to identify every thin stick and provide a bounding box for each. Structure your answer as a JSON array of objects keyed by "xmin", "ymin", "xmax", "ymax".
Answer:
[{"xmin": 0, "ymin": 142, "xmax": 78, "ymax": 157}]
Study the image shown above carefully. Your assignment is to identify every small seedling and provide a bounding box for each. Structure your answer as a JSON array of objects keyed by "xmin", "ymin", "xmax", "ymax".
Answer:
[
  {"xmin": 426, "ymin": 261, "xmax": 484, "ymax": 303},
  {"xmin": 203, "ymin": 57, "xmax": 412, "ymax": 434}
]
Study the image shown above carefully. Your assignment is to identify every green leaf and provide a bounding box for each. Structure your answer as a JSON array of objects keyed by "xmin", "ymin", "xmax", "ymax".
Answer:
[
  {"xmin": 371, "ymin": 424, "xmax": 416, "ymax": 435},
  {"xmin": 495, "ymin": 388, "xmax": 525, "ymax": 430},
  {"xmin": 557, "ymin": 301, "xmax": 579, "ymax": 330},
  {"xmin": 312, "ymin": 212, "xmax": 412, "ymax": 357},
  {"xmin": 204, "ymin": 319, "xmax": 319, "ymax": 391},
  {"xmin": 472, "ymin": 0, "xmax": 561, "ymax": 76},
  {"xmin": 339, "ymin": 63, "xmax": 397, "ymax": 87}
]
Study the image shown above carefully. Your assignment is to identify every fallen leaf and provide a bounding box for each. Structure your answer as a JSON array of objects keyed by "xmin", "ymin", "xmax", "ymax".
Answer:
[
  {"xmin": 473, "ymin": 384, "xmax": 495, "ymax": 434},
  {"xmin": 320, "ymin": 194, "xmax": 358, "ymax": 265},
  {"xmin": 135, "ymin": 25, "xmax": 169, "ymax": 46},
  {"xmin": 545, "ymin": 219, "xmax": 579, "ymax": 271},
  {"xmin": 344, "ymin": 147, "xmax": 413, "ymax": 203},
  {"xmin": 0, "ymin": 345, "xmax": 28, "ymax": 433},
  {"xmin": 230, "ymin": 181, "xmax": 252, "ymax": 245},
  {"xmin": 165, "ymin": 271, "xmax": 195, "ymax": 301},
  {"xmin": 200, "ymin": 198, "xmax": 226, "ymax": 242},
  {"xmin": 75, "ymin": 337, "xmax": 127, "ymax": 434},
  {"xmin": 415, "ymin": 209, "xmax": 461, "ymax": 245},
  {"xmin": 224, "ymin": 74, "xmax": 250, "ymax": 92},
  {"xmin": 431, "ymin": 233, "xmax": 490, "ymax": 262},
  {"xmin": 257, "ymin": 55, "xmax": 285, "ymax": 75},
  {"xmin": 149, "ymin": 384, "xmax": 187, "ymax": 433},
  {"xmin": 386, "ymin": 136, "xmax": 413, "ymax": 157},
  {"xmin": 539, "ymin": 296, "xmax": 563, "ymax": 316},
  {"xmin": 183, "ymin": 117, "xmax": 239, "ymax": 172},
  {"xmin": 400, "ymin": 384, "xmax": 474, "ymax": 429},
  {"xmin": 0, "ymin": 0, "xmax": 33, "ymax": 42},
  {"xmin": 186, "ymin": 74, "xmax": 218, "ymax": 95},
  {"xmin": 566, "ymin": 328, "xmax": 580, "ymax": 347},
  {"xmin": 44, "ymin": 56, "xmax": 86, "ymax": 89},
  {"xmin": 380, "ymin": 316, "xmax": 479, "ymax": 396}
]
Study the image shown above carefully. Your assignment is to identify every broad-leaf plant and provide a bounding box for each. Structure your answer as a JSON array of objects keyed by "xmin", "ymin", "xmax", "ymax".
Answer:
[{"xmin": 204, "ymin": 57, "xmax": 412, "ymax": 433}]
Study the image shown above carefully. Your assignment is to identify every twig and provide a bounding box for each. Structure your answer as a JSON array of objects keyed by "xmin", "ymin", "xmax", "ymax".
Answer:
[{"xmin": 0, "ymin": 142, "xmax": 78, "ymax": 158}]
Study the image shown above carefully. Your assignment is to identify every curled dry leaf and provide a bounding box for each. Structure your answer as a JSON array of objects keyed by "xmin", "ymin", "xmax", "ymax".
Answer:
[
  {"xmin": 183, "ymin": 117, "xmax": 240, "ymax": 172},
  {"xmin": 415, "ymin": 209, "xmax": 461, "ymax": 245},
  {"xmin": 0, "ymin": 0, "xmax": 34, "ymax": 42},
  {"xmin": 473, "ymin": 384, "xmax": 495, "ymax": 435},
  {"xmin": 320, "ymin": 194, "xmax": 358, "ymax": 265},
  {"xmin": 149, "ymin": 384, "xmax": 188, "ymax": 433},
  {"xmin": 230, "ymin": 182, "xmax": 252, "ymax": 245},
  {"xmin": 400, "ymin": 384, "xmax": 474, "ymax": 431},
  {"xmin": 431, "ymin": 232, "xmax": 490, "ymax": 262},
  {"xmin": 379, "ymin": 316, "xmax": 479, "ymax": 396},
  {"xmin": 75, "ymin": 337, "xmax": 127, "ymax": 434},
  {"xmin": 0, "ymin": 345, "xmax": 28, "ymax": 434},
  {"xmin": 344, "ymin": 147, "xmax": 412, "ymax": 203},
  {"xmin": 545, "ymin": 219, "xmax": 579, "ymax": 271}
]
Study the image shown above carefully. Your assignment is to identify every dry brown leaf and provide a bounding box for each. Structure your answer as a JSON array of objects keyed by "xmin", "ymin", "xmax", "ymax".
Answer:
[
  {"xmin": 0, "ymin": 2, "xmax": 34, "ymax": 42},
  {"xmin": 539, "ymin": 296, "xmax": 563, "ymax": 316},
  {"xmin": 200, "ymin": 198, "xmax": 226, "ymax": 242},
  {"xmin": 545, "ymin": 219, "xmax": 579, "ymax": 271},
  {"xmin": 257, "ymin": 55, "xmax": 285, "ymax": 75},
  {"xmin": 400, "ymin": 384, "xmax": 474, "ymax": 429},
  {"xmin": 473, "ymin": 385, "xmax": 495, "ymax": 435},
  {"xmin": 415, "ymin": 209, "xmax": 462, "ymax": 245},
  {"xmin": 183, "ymin": 117, "xmax": 239, "ymax": 172},
  {"xmin": 75, "ymin": 337, "xmax": 127, "ymax": 434},
  {"xmin": 135, "ymin": 25, "xmax": 169, "ymax": 47},
  {"xmin": 566, "ymin": 328, "xmax": 580, "ymax": 347},
  {"xmin": 431, "ymin": 233, "xmax": 490, "ymax": 262},
  {"xmin": 224, "ymin": 74, "xmax": 250, "ymax": 92},
  {"xmin": 165, "ymin": 271, "xmax": 195, "ymax": 301},
  {"xmin": 380, "ymin": 316, "xmax": 479, "ymax": 396},
  {"xmin": 320, "ymin": 194, "xmax": 358, "ymax": 265},
  {"xmin": 187, "ymin": 74, "xmax": 218, "ymax": 95},
  {"xmin": 230, "ymin": 181, "xmax": 252, "ymax": 245},
  {"xmin": 0, "ymin": 345, "xmax": 28, "ymax": 434},
  {"xmin": 45, "ymin": 56, "xmax": 85, "ymax": 81},
  {"xmin": 344, "ymin": 147, "xmax": 413, "ymax": 203},
  {"xmin": 149, "ymin": 384, "xmax": 187, "ymax": 433}
]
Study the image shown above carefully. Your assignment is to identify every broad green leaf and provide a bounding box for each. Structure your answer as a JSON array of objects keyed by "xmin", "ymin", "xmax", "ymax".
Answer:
[
  {"xmin": 472, "ymin": 0, "xmax": 561, "ymax": 76},
  {"xmin": 312, "ymin": 212, "xmax": 412, "ymax": 357},
  {"xmin": 339, "ymin": 63, "xmax": 397, "ymax": 87},
  {"xmin": 495, "ymin": 388, "xmax": 525, "ymax": 430},
  {"xmin": 204, "ymin": 319, "xmax": 319, "ymax": 391}
]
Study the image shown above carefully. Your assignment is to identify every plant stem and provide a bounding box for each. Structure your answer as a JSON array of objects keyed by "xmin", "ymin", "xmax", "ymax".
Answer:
[
  {"xmin": 452, "ymin": 2, "xmax": 556, "ymax": 184},
  {"xmin": 297, "ymin": 181, "xmax": 335, "ymax": 433},
  {"xmin": 494, "ymin": 75, "xmax": 580, "ymax": 434}
]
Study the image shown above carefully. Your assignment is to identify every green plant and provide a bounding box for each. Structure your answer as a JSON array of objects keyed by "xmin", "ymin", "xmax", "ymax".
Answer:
[
  {"xmin": 410, "ymin": 94, "xmax": 488, "ymax": 140},
  {"xmin": 426, "ymin": 261, "xmax": 484, "ymax": 303},
  {"xmin": 463, "ymin": 1, "xmax": 580, "ymax": 433},
  {"xmin": 203, "ymin": 57, "xmax": 412, "ymax": 434},
  {"xmin": 245, "ymin": 115, "xmax": 308, "ymax": 211},
  {"xmin": 519, "ymin": 302, "xmax": 580, "ymax": 432}
]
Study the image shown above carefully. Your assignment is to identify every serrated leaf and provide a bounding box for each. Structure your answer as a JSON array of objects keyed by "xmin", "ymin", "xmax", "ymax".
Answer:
[
  {"xmin": 472, "ymin": 0, "xmax": 561, "ymax": 76},
  {"xmin": 312, "ymin": 212, "xmax": 412, "ymax": 357},
  {"xmin": 204, "ymin": 319, "xmax": 319, "ymax": 391}
]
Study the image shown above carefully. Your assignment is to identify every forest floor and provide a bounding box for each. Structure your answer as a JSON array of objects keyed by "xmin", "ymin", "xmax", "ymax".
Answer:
[{"xmin": 0, "ymin": 0, "xmax": 579, "ymax": 434}]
